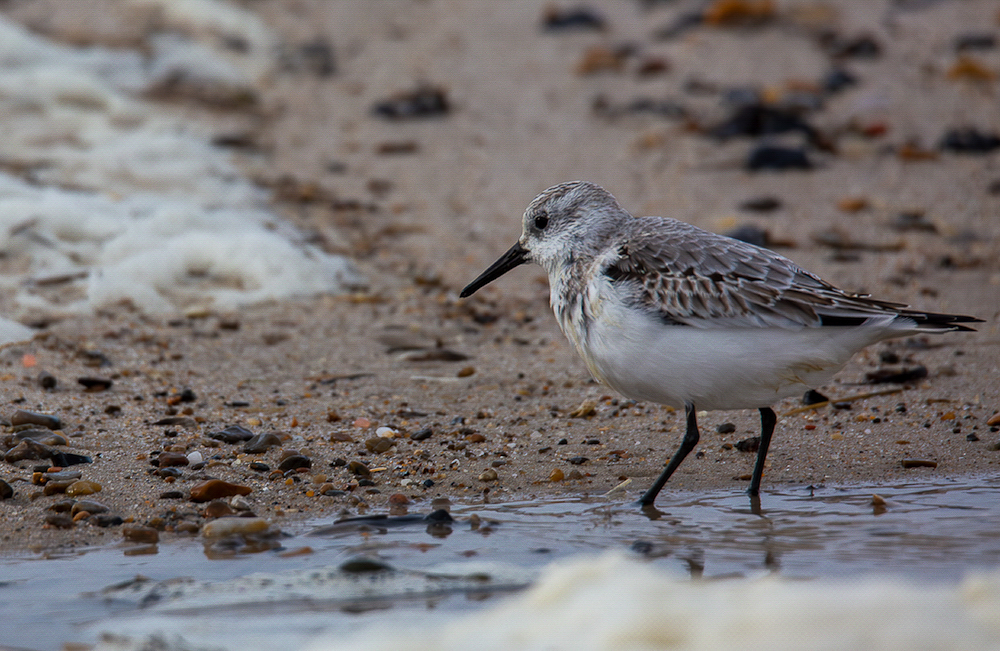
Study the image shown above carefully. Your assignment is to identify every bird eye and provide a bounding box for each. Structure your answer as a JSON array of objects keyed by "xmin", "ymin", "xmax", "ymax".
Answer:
[{"xmin": 533, "ymin": 213, "xmax": 549, "ymax": 230}]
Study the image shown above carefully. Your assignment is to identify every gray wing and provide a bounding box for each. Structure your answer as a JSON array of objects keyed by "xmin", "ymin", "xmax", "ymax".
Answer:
[{"xmin": 604, "ymin": 216, "xmax": 911, "ymax": 329}]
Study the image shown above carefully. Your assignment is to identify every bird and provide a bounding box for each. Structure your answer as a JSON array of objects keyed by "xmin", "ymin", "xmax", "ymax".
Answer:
[{"xmin": 459, "ymin": 181, "xmax": 982, "ymax": 505}]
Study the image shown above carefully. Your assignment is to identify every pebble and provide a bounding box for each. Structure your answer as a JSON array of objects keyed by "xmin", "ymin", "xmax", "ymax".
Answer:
[
  {"xmin": 567, "ymin": 456, "xmax": 589, "ymax": 465},
  {"xmin": 347, "ymin": 461, "xmax": 371, "ymax": 476},
  {"xmin": 987, "ymin": 413, "xmax": 1000, "ymax": 427},
  {"xmin": 44, "ymin": 470, "xmax": 82, "ymax": 482},
  {"xmin": 541, "ymin": 5, "xmax": 606, "ymax": 32},
  {"xmin": 37, "ymin": 371, "xmax": 57, "ymax": 390},
  {"xmin": 372, "ymin": 85, "xmax": 449, "ymax": 120},
  {"xmin": 201, "ymin": 516, "xmax": 270, "ymax": 539},
  {"xmin": 93, "ymin": 514, "xmax": 124, "ymax": 528},
  {"xmin": 478, "ymin": 468, "xmax": 498, "ymax": 482},
  {"xmin": 208, "ymin": 425, "xmax": 255, "ymax": 444},
  {"xmin": 939, "ymin": 127, "xmax": 1000, "ymax": 154},
  {"xmin": 50, "ymin": 451, "xmax": 92, "ymax": 467},
  {"xmin": 716, "ymin": 422, "xmax": 736, "ymax": 434},
  {"xmin": 203, "ymin": 500, "xmax": 235, "ymax": 519},
  {"xmin": 901, "ymin": 459, "xmax": 938, "ymax": 469},
  {"xmin": 123, "ymin": 525, "xmax": 159, "ymax": 544},
  {"xmin": 243, "ymin": 432, "xmax": 282, "ymax": 453},
  {"xmin": 865, "ymin": 366, "xmax": 927, "ymax": 384},
  {"xmin": 229, "ymin": 495, "xmax": 252, "ymax": 511},
  {"xmin": 388, "ymin": 493, "xmax": 411, "ymax": 506},
  {"xmin": 187, "ymin": 451, "xmax": 204, "ymax": 465},
  {"xmin": 15, "ymin": 430, "xmax": 68, "ymax": 446},
  {"xmin": 48, "ymin": 499, "xmax": 75, "ymax": 512},
  {"xmin": 746, "ymin": 145, "xmax": 813, "ymax": 171},
  {"xmin": 159, "ymin": 490, "xmax": 184, "ymax": 499},
  {"xmin": 278, "ymin": 455, "xmax": 312, "ymax": 472},
  {"xmin": 339, "ymin": 557, "xmax": 394, "ymax": 573},
  {"xmin": 43, "ymin": 481, "xmax": 76, "ymax": 496},
  {"xmin": 189, "ymin": 479, "xmax": 253, "ymax": 502},
  {"xmin": 66, "ymin": 480, "xmax": 102, "ymax": 496},
  {"xmin": 249, "ymin": 461, "xmax": 270, "ymax": 472},
  {"xmin": 364, "ymin": 437, "xmax": 394, "ymax": 454},
  {"xmin": 410, "ymin": 428, "xmax": 433, "ymax": 441},
  {"xmin": 77, "ymin": 376, "xmax": 113, "ymax": 391},
  {"xmin": 0, "ymin": 478, "xmax": 13, "ymax": 499},
  {"xmin": 549, "ymin": 468, "xmax": 565, "ymax": 482},
  {"xmin": 329, "ymin": 431, "xmax": 355, "ymax": 442},
  {"xmin": 4, "ymin": 439, "xmax": 53, "ymax": 463},
  {"xmin": 11, "ymin": 410, "xmax": 62, "ymax": 430},
  {"xmin": 45, "ymin": 513, "xmax": 74, "ymax": 529},
  {"xmin": 375, "ymin": 426, "xmax": 397, "ymax": 437},
  {"xmin": 157, "ymin": 452, "xmax": 189, "ymax": 468},
  {"xmin": 567, "ymin": 469, "xmax": 584, "ymax": 480}
]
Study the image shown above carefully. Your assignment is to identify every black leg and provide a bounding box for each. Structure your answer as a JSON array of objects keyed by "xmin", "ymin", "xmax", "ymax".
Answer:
[
  {"xmin": 748, "ymin": 407, "xmax": 776, "ymax": 496},
  {"xmin": 639, "ymin": 402, "xmax": 699, "ymax": 506}
]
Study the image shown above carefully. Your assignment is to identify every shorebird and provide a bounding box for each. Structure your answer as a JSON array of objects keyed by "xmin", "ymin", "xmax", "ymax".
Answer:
[{"xmin": 460, "ymin": 181, "xmax": 981, "ymax": 504}]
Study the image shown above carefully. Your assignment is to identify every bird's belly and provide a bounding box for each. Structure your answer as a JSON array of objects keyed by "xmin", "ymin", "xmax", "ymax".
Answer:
[{"xmin": 575, "ymin": 306, "xmax": 865, "ymax": 411}]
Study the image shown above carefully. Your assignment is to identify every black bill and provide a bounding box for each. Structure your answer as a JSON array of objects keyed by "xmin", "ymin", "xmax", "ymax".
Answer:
[{"xmin": 459, "ymin": 242, "xmax": 529, "ymax": 297}]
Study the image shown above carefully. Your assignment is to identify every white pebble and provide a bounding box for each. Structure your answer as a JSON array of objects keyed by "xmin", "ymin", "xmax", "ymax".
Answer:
[
  {"xmin": 187, "ymin": 451, "xmax": 203, "ymax": 464},
  {"xmin": 376, "ymin": 426, "xmax": 397, "ymax": 437}
]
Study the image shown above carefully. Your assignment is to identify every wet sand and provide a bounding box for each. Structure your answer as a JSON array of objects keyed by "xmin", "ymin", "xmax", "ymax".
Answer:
[{"xmin": 1, "ymin": 0, "xmax": 998, "ymax": 554}]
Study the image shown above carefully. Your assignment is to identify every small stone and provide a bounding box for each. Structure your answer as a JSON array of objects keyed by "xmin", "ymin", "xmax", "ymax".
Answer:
[
  {"xmin": 4, "ymin": 439, "xmax": 53, "ymax": 463},
  {"xmin": 157, "ymin": 452, "xmax": 189, "ymax": 468},
  {"xmin": 364, "ymin": 437, "xmax": 395, "ymax": 453},
  {"xmin": 339, "ymin": 557, "xmax": 393, "ymax": 573},
  {"xmin": 203, "ymin": 500, "xmax": 235, "ymax": 519},
  {"xmin": 243, "ymin": 432, "xmax": 282, "ymax": 453},
  {"xmin": 388, "ymin": 493, "xmax": 411, "ymax": 506},
  {"xmin": 78, "ymin": 376, "xmax": 113, "ymax": 391},
  {"xmin": 187, "ymin": 451, "xmax": 203, "ymax": 465},
  {"xmin": 249, "ymin": 461, "xmax": 270, "ymax": 472},
  {"xmin": 329, "ymin": 431, "xmax": 355, "ymax": 443},
  {"xmin": 567, "ymin": 469, "xmax": 584, "ymax": 480},
  {"xmin": 901, "ymin": 459, "xmax": 938, "ymax": 469},
  {"xmin": 16, "ymin": 430, "xmax": 67, "ymax": 446},
  {"xmin": 43, "ymin": 480, "xmax": 75, "ymax": 496},
  {"xmin": 230, "ymin": 495, "xmax": 252, "ymax": 511},
  {"xmin": 44, "ymin": 470, "xmax": 82, "ymax": 482},
  {"xmin": 0, "ymin": 478, "xmax": 13, "ymax": 499},
  {"xmin": 457, "ymin": 366, "xmax": 475, "ymax": 378},
  {"xmin": 11, "ymin": 410, "xmax": 62, "ymax": 430},
  {"xmin": 159, "ymin": 490, "xmax": 184, "ymax": 499},
  {"xmin": 71, "ymin": 500, "xmax": 108, "ymax": 516},
  {"xmin": 375, "ymin": 426, "xmax": 397, "ymax": 438},
  {"xmin": 123, "ymin": 525, "xmax": 159, "ymax": 544},
  {"xmin": 37, "ymin": 372, "xmax": 57, "ymax": 390},
  {"xmin": 871, "ymin": 494, "xmax": 887, "ymax": 506},
  {"xmin": 45, "ymin": 513, "xmax": 74, "ymax": 529},
  {"xmin": 567, "ymin": 456, "xmax": 588, "ymax": 465},
  {"xmin": 208, "ymin": 425, "xmax": 255, "ymax": 444},
  {"xmin": 466, "ymin": 433, "xmax": 486, "ymax": 443},
  {"xmin": 190, "ymin": 479, "xmax": 253, "ymax": 502},
  {"xmin": 410, "ymin": 428, "xmax": 433, "ymax": 441},
  {"xmin": 278, "ymin": 455, "xmax": 312, "ymax": 472},
  {"xmin": 347, "ymin": 461, "xmax": 370, "ymax": 476},
  {"xmin": 716, "ymin": 422, "xmax": 736, "ymax": 434},
  {"xmin": 201, "ymin": 516, "xmax": 270, "ymax": 538},
  {"xmin": 987, "ymin": 413, "xmax": 1000, "ymax": 427},
  {"xmin": 735, "ymin": 437, "xmax": 760, "ymax": 453},
  {"xmin": 66, "ymin": 480, "xmax": 102, "ymax": 496},
  {"xmin": 50, "ymin": 451, "xmax": 91, "ymax": 467},
  {"xmin": 478, "ymin": 468, "xmax": 498, "ymax": 482},
  {"xmin": 746, "ymin": 145, "xmax": 812, "ymax": 171},
  {"xmin": 568, "ymin": 400, "xmax": 597, "ymax": 418},
  {"xmin": 549, "ymin": 468, "xmax": 565, "ymax": 482},
  {"xmin": 93, "ymin": 513, "xmax": 124, "ymax": 527}
]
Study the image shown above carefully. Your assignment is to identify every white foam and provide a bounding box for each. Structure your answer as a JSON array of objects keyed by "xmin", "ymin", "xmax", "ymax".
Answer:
[
  {"xmin": 309, "ymin": 553, "xmax": 1000, "ymax": 651},
  {"xmin": 0, "ymin": 7, "xmax": 362, "ymax": 317}
]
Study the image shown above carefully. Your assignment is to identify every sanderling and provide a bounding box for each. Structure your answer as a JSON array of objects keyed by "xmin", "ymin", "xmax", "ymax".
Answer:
[{"xmin": 460, "ymin": 181, "xmax": 982, "ymax": 504}]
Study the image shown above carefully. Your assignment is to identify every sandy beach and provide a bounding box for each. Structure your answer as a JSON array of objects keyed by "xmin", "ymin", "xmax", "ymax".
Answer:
[{"xmin": 0, "ymin": 0, "xmax": 998, "ymax": 554}]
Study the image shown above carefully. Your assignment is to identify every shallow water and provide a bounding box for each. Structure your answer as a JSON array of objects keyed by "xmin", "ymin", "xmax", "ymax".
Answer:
[{"xmin": 3, "ymin": 478, "xmax": 1000, "ymax": 650}]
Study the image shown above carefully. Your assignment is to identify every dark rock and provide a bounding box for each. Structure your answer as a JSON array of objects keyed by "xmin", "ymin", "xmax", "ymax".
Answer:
[
  {"xmin": 0, "ymin": 478, "xmax": 12, "ymax": 499},
  {"xmin": 93, "ymin": 514, "xmax": 124, "ymax": 527},
  {"xmin": 715, "ymin": 422, "xmax": 736, "ymax": 434},
  {"xmin": 372, "ymin": 85, "xmax": 449, "ymax": 120},
  {"xmin": 78, "ymin": 376, "xmax": 113, "ymax": 391},
  {"xmin": 425, "ymin": 509, "xmax": 453, "ymax": 523},
  {"xmin": 746, "ymin": 145, "xmax": 813, "ymax": 171},
  {"xmin": 735, "ymin": 436, "xmax": 761, "ymax": 452},
  {"xmin": 4, "ymin": 439, "xmax": 54, "ymax": 463},
  {"xmin": 540, "ymin": 5, "xmax": 606, "ymax": 32},
  {"xmin": 709, "ymin": 103, "xmax": 817, "ymax": 141},
  {"xmin": 364, "ymin": 437, "xmax": 394, "ymax": 453},
  {"xmin": 154, "ymin": 467, "xmax": 183, "ymax": 478},
  {"xmin": 157, "ymin": 452, "xmax": 189, "ymax": 468},
  {"xmin": 49, "ymin": 452, "xmax": 92, "ymax": 467},
  {"xmin": 567, "ymin": 456, "xmax": 588, "ymax": 465},
  {"xmin": 955, "ymin": 33, "xmax": 996, "ymax": 52},
  {"xmin": 15, "ymin": 430, "xmax": 67, "ymax": 446},
  {"xmin": 159, "ymin": 490, "xmax": 185, "ymax": 499},
  {"xmin": 45, "ymin": 513, "xmax": 74, "ymax": 529},
  {"xmin": 347, "ymin": 461, "xmax": 370, "ymax": 476},
  {"xmin": 37, "ymin": 371, "xmax": 57, "ymax": 390},
  {"xmin": 864, "ymin": 366, "xmax": 928, "ymax": 384},
  {"xmin": 339, "ymin": 557, "xmax": 393, "ymax": 573},
  {"xmin": 48, "ymin": 499, "xmax": 75, "ymax": 512},
  {"xmin": 249, "ymin": 462, "xmax": 270, "ymax": 472},
  {"xmin": 901, "ymin": 458, "xmax": 938, "ymax": 469},
  {"xmin": 43, "ymin": 480, "xmax": 75, "ymax": 496},
  {"xmin": 940, "ymin": 128, "xmax": 1000, "ymax": 154},
  {"xmin": 209, "ymin": 425, "xmax": 255, "ymax": 444},
  {"xmin": 738, "ymin": 196, "xmax": 782, "ymax": 212},
  {"xmin": 278, "ymin": 455, "xmax": 312, "ymax": 472},
  {"xmin": 44, "ymin": 470, "xmax": 82, "ymax": 482},
  {"xmin": 243, "ymin": 432, "xmax": 282, "ymax": 453},
  {"xmin": 410, "ymin": 428, "xmax": 433, "ymax": 441},
  {"xmin": 11, "ymin": 410, "xmax": 61, "ymax": 430},
  {"xmin": 153, "ymin": 416, "xmax": 197, "ymax": 428},
  {"xmin": 71, "ymin": 499, "xmax": 109, "ymax": 516}
]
